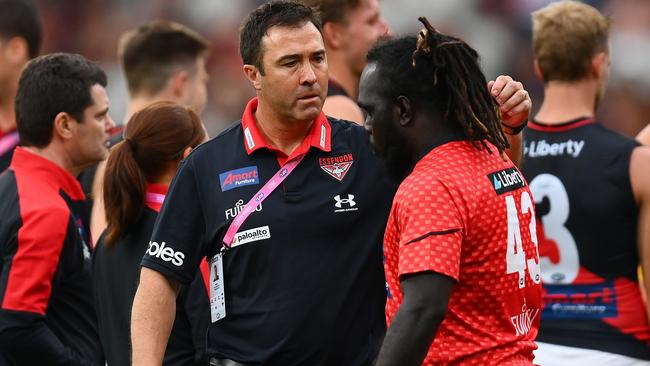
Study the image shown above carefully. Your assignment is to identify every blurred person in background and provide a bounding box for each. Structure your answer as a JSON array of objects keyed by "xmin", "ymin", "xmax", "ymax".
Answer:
[
  {"xmin": 130, "ymin": 1, "xmax": 532, "ymax": 365},
  {"xmin": 0, "ymin": 52, "xmax": 113, "ymax": 365},
  {"xmin": 361, "ymin": 20, "xmax": 541, "ymax": 366},
  {"xmin": 93, "ymin": 102, "xmax": 209, "ymax": 366},
  {"xmin": 0, "ymin": 0, "xmax": 41, "ymax": 172},
  {"xmin": 301, "ymin": 0, "xmax": 389, "ymax": 125},
  {"xmin": 85, "ymin": 20, "xmax": 210, "ymax": 241},
  {"xmin": 521, "ymin": 2, "xmax": 650, "ymax": 364}
]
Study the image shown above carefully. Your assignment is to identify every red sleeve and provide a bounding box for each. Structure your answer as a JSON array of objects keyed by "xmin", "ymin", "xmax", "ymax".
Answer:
[
  {"xmin": 396, "ymin": 177, "xmax": 467, "ymax": 281},
  {"xmin": 2, "ymin": 205, "xmax": 68, "ymax": 314}
]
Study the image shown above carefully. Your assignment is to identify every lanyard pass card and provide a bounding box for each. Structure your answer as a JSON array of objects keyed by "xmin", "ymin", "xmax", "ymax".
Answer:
[
  {"xmin": 209, "ymin": 254, "xmax": 226, "ymax": 322},
  {"xmin": 209, "ymin": 153, "xmax": 305, "ymax": 322}
]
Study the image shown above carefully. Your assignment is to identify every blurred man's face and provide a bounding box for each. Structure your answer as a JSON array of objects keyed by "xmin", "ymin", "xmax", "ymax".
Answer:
[
  {"xmin": 255, "ymin": 22, "xmax": 328, "ymax": 124},
  {"xmin": 0, "ymin": 37, "xmax": 30, "ymax": 99},
  {"xmin": 183, "ymin": 56, "xmax": 209, "ymax": 114},
  {"xmin": 338, "ymin": 0, "xmax": 390, "ymax": 77},
  {"xmin": 69, "ymin": 84, "xmax": 115, "ymax": 169},
  {"xmin": 358, "ymin": 62, "xmax": 410, "ymax": 180}
]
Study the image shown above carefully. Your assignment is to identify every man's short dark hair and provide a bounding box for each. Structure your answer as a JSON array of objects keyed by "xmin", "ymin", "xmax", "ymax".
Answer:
[
  {"xmin": 240, "ymin": 0, "xmax": 323, "ymax": 74},
  {"xmin": 118, "ymin": 21, "xmax": 209, "ymax": 96},
  {"xmin": 0, "ymin": 0, "xmax": 42, "ymax": 58},
  {"xmin": 301, "ymin": 0, "xmax": 361, "ymax": 25},
  {"xmin": 15, "ymin": 53, "xmax": 107, "ymax": 148}
]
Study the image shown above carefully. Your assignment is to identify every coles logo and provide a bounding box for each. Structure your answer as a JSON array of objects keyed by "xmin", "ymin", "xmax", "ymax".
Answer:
[
  {"xmin": 219, "ymin": 166, "xmax": 259, "ymax": 192},
  {"xmin": 147, "ymin": 241, "xmax": 185, "ymax": 267},
  {"xmin": 319, "ymin": 153, "xmax": 353, "ymax": 181}
]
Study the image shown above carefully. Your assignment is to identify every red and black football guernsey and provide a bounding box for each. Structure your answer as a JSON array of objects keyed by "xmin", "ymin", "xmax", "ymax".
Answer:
[
  {"xmin": 521, "ymin": 117, "xmax": 650, "ymax": 360},
  {"xmin": 93, "ymin": 183, "xmax": 210, "ymax": 366},
  {"xmin": 0, "ymin": 147, "xmax": 103, "ymax": 365}
]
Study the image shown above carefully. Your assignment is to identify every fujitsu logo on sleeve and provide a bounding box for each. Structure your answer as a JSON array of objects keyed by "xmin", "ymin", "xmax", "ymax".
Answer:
[{"xmin": 146, "ymin": 241, "xmax": 185, "ymax": 266}]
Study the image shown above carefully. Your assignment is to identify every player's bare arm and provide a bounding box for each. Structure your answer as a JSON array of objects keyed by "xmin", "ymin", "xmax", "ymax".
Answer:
[
  {"xmin": 488, "ymin": 75, "xmax": 532, "ymax": 167},
  {"xmin": 374, "ymin": 272, "xmax": 455, "ymax": 366},
  {"xmin": 630, "ymin": 145, "xmax": 650, "ymax": 320},
  {"xmin": 131, "ymin": 268, "xmax": 181, "ymax": 366},
  {"xmin": 323, "ymin": 94, "xmax": 364, "ymax": 124}
]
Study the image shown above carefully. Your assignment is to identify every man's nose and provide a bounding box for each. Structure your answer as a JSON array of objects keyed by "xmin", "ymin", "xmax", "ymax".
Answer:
[
  {"xmin": 300, "ymin": 63, "xmax": 317, "ymax": 85},
  {"xmin": 106, "ymin": 114, "xmax": 116, "ymax": 131}
]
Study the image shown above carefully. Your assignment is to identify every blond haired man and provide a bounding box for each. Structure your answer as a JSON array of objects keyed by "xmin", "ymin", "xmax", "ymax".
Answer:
[{"xmin": 521, "ymin": 1, "xmax": 650, "ymax": 364}]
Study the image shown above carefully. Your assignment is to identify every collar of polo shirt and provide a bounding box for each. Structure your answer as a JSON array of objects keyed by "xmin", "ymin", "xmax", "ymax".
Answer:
[{"xmin": 240, "ymin": 98, "xmax": 332, "ymax": 166}]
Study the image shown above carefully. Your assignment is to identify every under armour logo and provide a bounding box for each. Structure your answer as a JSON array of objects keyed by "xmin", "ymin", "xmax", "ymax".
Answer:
[{"xmin": 334, "ymin": 194, "xmax": 356, "ymax": 208}]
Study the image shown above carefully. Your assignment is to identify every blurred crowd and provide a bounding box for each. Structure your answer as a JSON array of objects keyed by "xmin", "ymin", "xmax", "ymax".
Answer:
[{"xmin": 34, "ymin": 0, "xmax": 650, "ymax": 137}]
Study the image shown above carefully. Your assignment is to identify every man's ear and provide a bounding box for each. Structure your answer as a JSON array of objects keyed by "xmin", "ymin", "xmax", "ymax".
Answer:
[
  {"xmin": 181, "ymin": 146, "xmax": 193, "ymax": 159},
  {"xmin": 323, "ymin": 22, "xmax": 344, "ymax": 49},
  {"xmin": 395, "ymin": 96, "xmax": 413, "ymax": 127},
  {"xmin": 52, "ymin": 112, "xmax": 75, "ymax": 141},
  {"xmin": 243, "ymin": 64, "xmax": 263, "ymax": 91},
  {"xmin": 591, "ymin": 52, "xmax": 609, "ymax": 80},
  {"xmin": 171, "ymin": 70, "xmax": 190, "ymax": 98},
  {"xmin": 3, "ymin": 37, "xmax": 29, "ymax": 65}
]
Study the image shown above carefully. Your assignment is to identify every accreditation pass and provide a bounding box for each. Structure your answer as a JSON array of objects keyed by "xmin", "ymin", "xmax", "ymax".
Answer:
[{"xmin": 209, "ymin": 253, "xmax": 226, "ymax": 322}]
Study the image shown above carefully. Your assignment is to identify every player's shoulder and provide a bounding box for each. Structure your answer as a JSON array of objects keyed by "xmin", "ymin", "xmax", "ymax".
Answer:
[{"xmin": 323, "ymin": 95, "xmax": 364, "ymax": 124}]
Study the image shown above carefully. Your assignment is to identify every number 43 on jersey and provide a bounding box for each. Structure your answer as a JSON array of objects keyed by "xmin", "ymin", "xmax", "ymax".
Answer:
[{"xmin": 505, "ymin": 191, "xmax": 541, "ymax": 288}]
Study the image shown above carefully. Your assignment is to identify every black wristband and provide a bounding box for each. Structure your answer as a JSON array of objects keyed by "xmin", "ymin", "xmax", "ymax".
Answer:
[{"xmin": 501, "ymin": 120, "xmax": 528, "ymax": 135}]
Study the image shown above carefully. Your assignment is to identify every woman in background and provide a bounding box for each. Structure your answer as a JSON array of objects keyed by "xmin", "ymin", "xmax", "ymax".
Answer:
[{"xmin": 93, "ymin": 102, "xmax": 209, "ymax": 366}]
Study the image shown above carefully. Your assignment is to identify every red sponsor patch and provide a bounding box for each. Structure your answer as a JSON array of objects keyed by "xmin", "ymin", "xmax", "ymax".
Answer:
[{"xmin": 319, "ymin": 153, "xmax": 354, "ymax": 181}]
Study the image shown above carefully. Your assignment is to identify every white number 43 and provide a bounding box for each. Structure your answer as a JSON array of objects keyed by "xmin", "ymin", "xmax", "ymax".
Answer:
[{"xmin": 505, "ymin": 191, "xmax": 541, "ymax": 288}]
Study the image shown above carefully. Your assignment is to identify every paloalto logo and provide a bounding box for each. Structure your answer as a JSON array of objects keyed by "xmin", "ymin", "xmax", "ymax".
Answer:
[{"xmin": 147, "ymin": 241, "xmax": 185, "ymax": 266}]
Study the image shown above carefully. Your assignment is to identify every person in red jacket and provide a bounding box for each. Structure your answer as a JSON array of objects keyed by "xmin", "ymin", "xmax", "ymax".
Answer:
[{"xmin": 0, "ymin": 52, "xmax": 115, "ymax": 365}]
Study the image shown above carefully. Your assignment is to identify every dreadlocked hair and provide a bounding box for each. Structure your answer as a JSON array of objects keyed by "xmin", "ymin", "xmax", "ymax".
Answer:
[{"xmin": 367, "ymin": 17, "xmax": 509, "ymax": 157}]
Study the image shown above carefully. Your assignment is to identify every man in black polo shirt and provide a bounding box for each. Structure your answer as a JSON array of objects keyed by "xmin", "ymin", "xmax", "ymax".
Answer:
[{"xmin": 131, "ymin": 2, "xmax": 532, "ymax": 365}]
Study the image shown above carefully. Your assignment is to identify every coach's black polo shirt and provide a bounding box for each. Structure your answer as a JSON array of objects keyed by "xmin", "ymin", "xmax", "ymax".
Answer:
[{"xmin": 142, "ymin": 98, "xmax": 395, "ymax": 366}]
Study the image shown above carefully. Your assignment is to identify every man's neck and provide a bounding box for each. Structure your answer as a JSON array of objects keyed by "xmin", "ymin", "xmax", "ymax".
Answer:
[
  {"xmin": 0, "ymin": 101, "xmax": 16, "ymax": 134},
  {"xmin": 124, "ymin": 94, "xmax": 173, "ymax": 124},
  {"xmin": 535, "ymin": 80, "xmax": 597, "ymax": 124},
  {"xmin": 23, "ymin": 145, "xmax": 83, "ymax": 177},
  {"xmin": 327, "ymin": 53, "xmax": 360, "ymax": 99},
  {"xmin": 254, "ymin": 99, "xmax": 313, "ymax": 156}
]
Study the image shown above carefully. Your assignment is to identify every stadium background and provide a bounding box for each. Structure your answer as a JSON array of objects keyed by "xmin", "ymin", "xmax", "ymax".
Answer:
[{"xmin": 33, "ymin": 0, "xmax": 650, "ymax": 137}]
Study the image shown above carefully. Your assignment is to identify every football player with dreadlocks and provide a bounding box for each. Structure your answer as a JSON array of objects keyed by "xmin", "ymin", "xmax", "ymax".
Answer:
[{"xmin": 360, "ymin": 18, "xmax": 542, "ymax": 366}]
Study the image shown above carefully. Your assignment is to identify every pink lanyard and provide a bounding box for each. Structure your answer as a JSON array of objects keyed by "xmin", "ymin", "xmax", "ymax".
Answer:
[
  {"xmin": 145, "ymin": 192, "xmax": 166, "ymax": 205},
  {"xmin": 222, "ymin": 154, "xmax": 305, "ymax": 250},
  {"xmin": 0, "ymin": 131, "xmax": 19, "ymax": 156}
]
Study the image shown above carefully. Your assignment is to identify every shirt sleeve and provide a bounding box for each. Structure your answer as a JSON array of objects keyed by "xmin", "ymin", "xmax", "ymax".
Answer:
[
  {"xmin": 0, "ymin": 207, "xmax": 96, "ymax": 365},
  {"xmin": 141, "ymin": 157, "xmax": 209, "ymax": 284},
  {"xmin": 396, "ymin": 177, "xmax": 467, "ymax": 281}
]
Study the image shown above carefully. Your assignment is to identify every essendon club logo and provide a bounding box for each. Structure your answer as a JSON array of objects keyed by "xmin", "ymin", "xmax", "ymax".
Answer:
[{"xmin": 319, "ymin": 153, "xmax": 354, "ymax": 181}]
